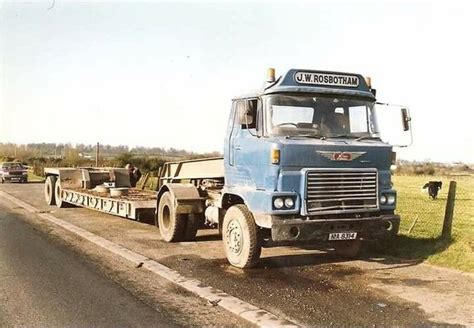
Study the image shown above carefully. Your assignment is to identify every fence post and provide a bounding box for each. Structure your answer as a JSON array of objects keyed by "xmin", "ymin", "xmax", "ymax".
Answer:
[
  {"xmin": 140, "ymin": 173, "xmax": 150, "ymax": 190},
  {"xmin": 442, "ymin": 181, "xmax": 457, "ymax": 239}
]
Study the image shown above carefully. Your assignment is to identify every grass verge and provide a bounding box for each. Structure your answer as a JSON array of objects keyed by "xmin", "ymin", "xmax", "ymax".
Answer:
[
  {"xmin": 371, "ymin": 174, "xmax": 474, "ymax": 272},
  {"xmin": 28, "ymin": 170, "xmax": 44, "ymax": 182}
]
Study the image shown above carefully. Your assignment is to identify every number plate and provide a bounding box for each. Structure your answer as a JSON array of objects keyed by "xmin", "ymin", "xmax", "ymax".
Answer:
[{"xmin": 329, "ymin": 232, "xmax": 357, "ymax": 241}]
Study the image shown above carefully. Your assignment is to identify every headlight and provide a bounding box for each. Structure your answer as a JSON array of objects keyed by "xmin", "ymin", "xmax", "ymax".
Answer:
[
  {"xmin": 284, "ymin": 197, "xmax": 294, "ymax": 208},
  {"xmin": 273, "ymin": 198, "xmax": 284, "ymax": 209},
  {"xmin": 380, "ymin": 195, "xmax": 387, "ymax": 205},
  {"xmin": 387, "ymin": 194, "xmax": 396, "ymax": 205},
  {"xmin": 22, "ymin": 172, "xmax": 28, "ymax": 175},
  {"xmin": 3, "ymin": 172, "xmax": 9, "ymax": 176}
]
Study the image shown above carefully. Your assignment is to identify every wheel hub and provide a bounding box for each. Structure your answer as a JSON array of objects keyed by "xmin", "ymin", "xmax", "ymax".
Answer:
[{"xmin": 227, "ymin": 220, "xmax": 243, "ymax": 254}]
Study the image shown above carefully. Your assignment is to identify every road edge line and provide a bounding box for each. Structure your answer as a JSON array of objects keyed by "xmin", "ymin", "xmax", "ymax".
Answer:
[{"xmin": 0, "ymin": 191, "xmax": 300, "ymax": 328}]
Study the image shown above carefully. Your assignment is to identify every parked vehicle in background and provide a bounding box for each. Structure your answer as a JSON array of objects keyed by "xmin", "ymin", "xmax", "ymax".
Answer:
[{"xmin": 1, "ymin": 162, "xmax": 28, "ymax": 183}]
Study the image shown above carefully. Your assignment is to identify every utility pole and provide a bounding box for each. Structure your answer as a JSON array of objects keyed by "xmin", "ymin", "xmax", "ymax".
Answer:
[{"xmin": 96, "ymin": 142, "xmax": 100, "ymax": 167}]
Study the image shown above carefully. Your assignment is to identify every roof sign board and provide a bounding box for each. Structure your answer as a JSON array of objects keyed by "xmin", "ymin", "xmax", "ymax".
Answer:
[
  {"xmin": 236, "ymin": 69, "xmax": 374, "ymax": 100},
  {"xmin": 294, "ymin": 71, "xmax": 360, "ymax": 87}
]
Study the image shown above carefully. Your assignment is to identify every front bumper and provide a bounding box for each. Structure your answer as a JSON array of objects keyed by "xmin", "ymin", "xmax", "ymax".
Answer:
[
  {"xmin": 271, "ymin": 214, "xmax": 400, "ymax": 243},
  {"xmin": 2, "ymin": 175, "xmax": 27, "ymax": 182}
]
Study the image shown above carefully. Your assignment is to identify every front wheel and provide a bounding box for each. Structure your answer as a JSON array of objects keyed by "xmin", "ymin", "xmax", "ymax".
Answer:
[{"xmin": 222, "ymin": 204, "xmax": 261, "ymax": 268}]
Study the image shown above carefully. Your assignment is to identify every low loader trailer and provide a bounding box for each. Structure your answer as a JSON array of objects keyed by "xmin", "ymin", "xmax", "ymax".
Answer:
[{"xmin": 45, "ymin": 68, "xmax": 412, "ymax": 268}]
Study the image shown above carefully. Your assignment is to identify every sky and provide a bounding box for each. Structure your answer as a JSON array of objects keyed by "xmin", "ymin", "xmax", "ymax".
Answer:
[{"xmin": 0, "ymin": 0, "xmax": 473, "ymax": 163}]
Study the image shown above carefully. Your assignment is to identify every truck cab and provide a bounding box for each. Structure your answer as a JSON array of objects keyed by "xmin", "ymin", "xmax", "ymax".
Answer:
[{"xmin": 157, "ymin": 68, "xmax": 411, "ymax": 268}]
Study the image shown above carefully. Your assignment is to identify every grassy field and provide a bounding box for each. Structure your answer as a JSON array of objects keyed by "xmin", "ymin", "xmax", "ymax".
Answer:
[{"xmin": 373, "ymin": 174, "xmax": 474, "ymax": 272}]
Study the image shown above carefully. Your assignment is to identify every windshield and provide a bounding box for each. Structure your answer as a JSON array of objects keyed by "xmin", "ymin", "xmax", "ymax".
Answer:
[
  {"xmin": 263, "ymin": 94, "xmax": 379, "ymax": 139},
  {"xmin": 2, "ymin": 163, "xmax": 24, "ymax": 169}
]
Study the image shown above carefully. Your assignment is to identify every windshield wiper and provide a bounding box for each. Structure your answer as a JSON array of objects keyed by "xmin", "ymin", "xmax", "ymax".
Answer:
[
  {"xmin": 355, "ymin": 135, "xmax": 380, "ymax": 141},
  {"xmin": 285, "ymin": 134, "xmax": 379, "ymax": 141},
  {"xmin": 285, "ymin": 134, "xmax": 326, "ymax": 140},
  {"xmin": 326, "ymin": 134, "xmax": 379, "ymax": 141},
  {"xmin": 326, "ymin": 134, "xmax": 354, "ymax": 139}
]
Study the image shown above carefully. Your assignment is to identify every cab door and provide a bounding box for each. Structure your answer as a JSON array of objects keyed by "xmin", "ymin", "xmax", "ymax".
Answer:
[
  {"xmin": 226, "ymin": 101, "xmax": 240, "ymax": 166},
  {"xmin": 227, "ymin": 98, "xmax": 266, "ymax": 189}
]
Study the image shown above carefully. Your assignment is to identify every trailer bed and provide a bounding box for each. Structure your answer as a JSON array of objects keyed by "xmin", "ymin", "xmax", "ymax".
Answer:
[
  {"xmin": 44, "ymin": 167, "xmax": 157, "ymax": 221},
  {"xmin": 61, "ymin": 187, "xmax": 156, "ymax": 221}
]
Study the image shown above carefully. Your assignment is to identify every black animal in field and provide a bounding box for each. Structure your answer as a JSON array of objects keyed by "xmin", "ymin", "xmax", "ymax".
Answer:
[{"xmin": 423, "ymin": 181, "xmax": 442, "ymax": 200}]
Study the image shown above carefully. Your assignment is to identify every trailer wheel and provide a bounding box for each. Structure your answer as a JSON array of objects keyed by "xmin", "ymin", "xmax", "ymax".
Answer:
[
  {"xmin": 54, "ymin": 180, "xmax": 68, "ymax": 208},
  {"xmin": 222, "ymin": 204, "xmax": 261, "ymax": 268},
  {"xmin": 334, "ymin": 240, "xmax": 362, "ymax": 258},
  {"xmin": 157, "ymin": 192, "xmax": 186, "ymax": 242},
  {"xmin": 44, "ymin": 175, "xmax": 57, "ymax": 206},
  {"xmin": 183, "ymin": 213, "xmax": 204, "ymax": 241}
]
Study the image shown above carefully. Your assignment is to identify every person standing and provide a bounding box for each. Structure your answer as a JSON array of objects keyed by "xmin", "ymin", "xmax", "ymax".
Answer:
[{"xmin": 125, "ymin": 163, "xmax": 142, "ymax": 187}]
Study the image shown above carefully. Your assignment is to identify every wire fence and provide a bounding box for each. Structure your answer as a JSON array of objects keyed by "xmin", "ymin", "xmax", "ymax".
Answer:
[{"xmin": 394, "ymin": 175, "xmax": 474, "ymax": 240}]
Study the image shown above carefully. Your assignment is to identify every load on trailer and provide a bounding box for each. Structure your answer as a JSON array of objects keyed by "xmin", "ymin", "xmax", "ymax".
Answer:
[
  {"xmin": 44, "ymin": 68, "xmax": 412, "ymax": 268},
  {"xmin": 44, "ymin": 167, "xmax": 156, "ymax": 221}
]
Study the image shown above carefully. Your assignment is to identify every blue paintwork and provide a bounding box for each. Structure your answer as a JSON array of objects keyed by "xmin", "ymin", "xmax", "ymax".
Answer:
[
  {"xmin": 235, "ymin": 68, "xmax": 375, "ymax": 100},
  {"xmin": 223, "ymin": 69, "xmax": 395, "ymax": 218}
]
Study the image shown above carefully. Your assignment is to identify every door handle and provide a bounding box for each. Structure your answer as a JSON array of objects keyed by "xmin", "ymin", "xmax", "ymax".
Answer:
[{"xmin": 235, "ymin": 146, "xmax": 242, "ymax": 151}]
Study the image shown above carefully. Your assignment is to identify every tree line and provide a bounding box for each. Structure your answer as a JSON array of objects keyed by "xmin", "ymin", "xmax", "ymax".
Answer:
[{"xmin": 0, "ymin": 143, "xmax": 222, "ymax": 176}]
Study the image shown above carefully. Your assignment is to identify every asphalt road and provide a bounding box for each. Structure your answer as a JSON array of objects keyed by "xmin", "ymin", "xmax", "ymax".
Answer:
[{"xmin": 0, "ymin": 209, "xmax": 178, "ymax": 327}]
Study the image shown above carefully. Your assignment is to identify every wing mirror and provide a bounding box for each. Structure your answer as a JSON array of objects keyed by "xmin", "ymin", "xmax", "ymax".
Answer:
[{"xmin": 401, "ymin": 107, "xmax": 411, "ymax": 131}]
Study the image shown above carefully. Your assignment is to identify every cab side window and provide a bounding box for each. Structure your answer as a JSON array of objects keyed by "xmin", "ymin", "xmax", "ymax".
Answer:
[
  {"xmin": 245, "ymin": 99, "xmax": 257, "ymax": 130},
  {"xmin": 234, "ymin": 98, "xmax": 261, "ymax": 136},
  {"xmin": 238, "ymin": 100, "xmax": 257, "ymax": 130}
]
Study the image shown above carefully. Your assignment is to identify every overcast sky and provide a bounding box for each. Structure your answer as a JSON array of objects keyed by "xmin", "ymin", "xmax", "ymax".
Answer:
[{"xmin": 1, "ymin": 0, "xmax": 473, "ymax": 162}]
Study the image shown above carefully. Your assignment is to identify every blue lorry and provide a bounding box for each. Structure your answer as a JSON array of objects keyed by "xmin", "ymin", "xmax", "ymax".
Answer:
[{"xmin": 156, "ymin": 68, "xmax": 412, "ymax": 268}]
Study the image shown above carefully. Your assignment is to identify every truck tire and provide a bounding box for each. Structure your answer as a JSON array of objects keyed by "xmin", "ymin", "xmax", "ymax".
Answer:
[
  {"xmin": 334, "ymin": 240, "xmax": 362, "ymax": 258},
  {"xmin": 44, "ymin": 175, "xmax": 57, "ymax": 205},
  {"xmin": 54, "ymin": 180, "xmax": 68, "ymax": 208},
  {"xmin": 183, "ymin": 213, "xmax": 204, "ymax": 241},
  {"xmin": 157, "ymin": 192, "xmax": 186, "ymax": 242},
  {"xmin": 222, "ymin": 204, "xmax": 261, "ymax": 268}
]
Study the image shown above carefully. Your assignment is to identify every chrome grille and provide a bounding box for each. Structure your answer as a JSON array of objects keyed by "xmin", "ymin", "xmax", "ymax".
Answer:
[{"xmin": 305, "ymin": 169, "xmax": 378, "ymax": 214}]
